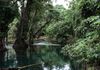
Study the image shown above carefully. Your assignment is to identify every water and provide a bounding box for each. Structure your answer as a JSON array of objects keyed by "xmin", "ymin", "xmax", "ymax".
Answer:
[{"xmin": 0, "ymin": 43, "xmax": 71, "ymax": 70}]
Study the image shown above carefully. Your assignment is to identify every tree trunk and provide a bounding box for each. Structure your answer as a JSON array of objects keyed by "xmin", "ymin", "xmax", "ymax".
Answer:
[
  {"xmin": 0, "ymin": 38, "xmax": 7, "ymax": 68},
  {"xmin": 13, "ymin": 0, "xmax": 32, "ymax": 67},
  {"xmin": 13, "ymin": 0, "xmax": 30, "ymax": 50},
  {"xmin": 94, "ymin": 60, "xmax": 100, "ymax": 70},
  {"xmin": 81, "ymin": 62, "xmax": 87, "ymax": 70},
  {"xmin": 0, "ymin": 38, "xmax": 7, "ymax": 52}
]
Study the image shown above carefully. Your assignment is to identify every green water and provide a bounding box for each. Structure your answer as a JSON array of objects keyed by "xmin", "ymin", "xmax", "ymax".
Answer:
[{"xmin": 0, "ymin": 44, "xmax": 70, "ymax": 70}]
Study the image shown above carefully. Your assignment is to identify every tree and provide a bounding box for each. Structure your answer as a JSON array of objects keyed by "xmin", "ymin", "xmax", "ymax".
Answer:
[
  {"xmin": 0, "ymin": 0, "xmax": 15, "ymax": 68},
  {"xmin": 61, "ymin": 0, "xmax": 100, "ymax": 69},
  {"xmin": 0, "ymin": 1, "xmax": 15, "ymax": 51},
  {"xmin": 13, "ymin": 0, "xmax": 52, "ymax": 50},
  {"xmin": 41, "ymin": 0, "xmax": 100, "ymax": 69}
]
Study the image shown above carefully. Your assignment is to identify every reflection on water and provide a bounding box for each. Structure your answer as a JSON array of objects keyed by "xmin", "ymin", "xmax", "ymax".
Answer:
[
  {"xmin": 0, "ymin": 51, "xmax": 5, "ymax": 68},
  {"xmin": 0, "ymin": 44, "xmax": 71, "ymax": 70},
  {"xmin": 44, "ymin": 64, "xmax": 70, "ymax": 70}
]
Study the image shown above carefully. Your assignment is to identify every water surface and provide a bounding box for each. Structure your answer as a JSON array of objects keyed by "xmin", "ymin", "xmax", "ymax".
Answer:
[{"xmin": 0, "ymin": 44, "xmax": 71, "ymax": 70}]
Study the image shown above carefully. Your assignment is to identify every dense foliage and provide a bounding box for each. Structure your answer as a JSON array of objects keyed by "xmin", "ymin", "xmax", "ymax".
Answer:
[
  {"xmin": 0, "ymin": 0, "xmax": 100, "ymax": 70},
  {"xmin": 0, "ymin": 1, "xmax": 15, "ymax": 38},
  {"xmin": 44, "ymin": 0, "xmax": 100, "ymax": 69}
]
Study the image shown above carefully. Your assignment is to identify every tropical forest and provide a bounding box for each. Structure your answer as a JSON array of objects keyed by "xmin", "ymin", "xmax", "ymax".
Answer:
[{"xmin": 0, "ymin": 0, "xmax": 100, "ymax": 70}]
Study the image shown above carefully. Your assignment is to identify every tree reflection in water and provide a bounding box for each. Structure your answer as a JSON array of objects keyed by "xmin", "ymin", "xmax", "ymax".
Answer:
[
  {"xmin": 32, "ymin": 45, "xmax": 66, "ymax": 70},
  {"xmin": 0, "ymin": 52, "xmax": 5, "ymax": 68},
  {"xmin": 0, "ymin": 44, "xmax": 69, "ymax": 70}
]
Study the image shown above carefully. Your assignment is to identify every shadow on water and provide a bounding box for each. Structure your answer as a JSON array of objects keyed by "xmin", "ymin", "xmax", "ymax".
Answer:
[{"xmin": 0, "ymin": 43, "xmax": 71, "ymax": 70}]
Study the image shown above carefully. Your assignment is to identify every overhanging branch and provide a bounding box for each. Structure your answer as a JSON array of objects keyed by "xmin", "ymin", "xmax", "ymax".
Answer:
[{"xmin": 33, "ymin": 19, "xmax": 52, "ymax": 38}]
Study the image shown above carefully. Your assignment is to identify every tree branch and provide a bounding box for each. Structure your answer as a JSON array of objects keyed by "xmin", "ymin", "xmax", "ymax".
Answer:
[{"xmin": 33, "ymin": 19, "xmax": 52, "ymax": 38}]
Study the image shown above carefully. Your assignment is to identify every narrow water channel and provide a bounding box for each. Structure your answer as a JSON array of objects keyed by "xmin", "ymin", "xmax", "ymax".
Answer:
[{"xmin": 0, "ymin": 43, "xmax": 71, "ymax": 70}]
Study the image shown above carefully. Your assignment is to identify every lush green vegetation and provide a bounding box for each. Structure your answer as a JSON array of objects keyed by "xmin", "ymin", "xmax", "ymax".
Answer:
[
  {"xmin": 45, "ymin": 0, "xmax": 100, "ymax": 69},
  {"xmin": 0, "ymin": 0, "xmax": 100, "ymax": 70}
]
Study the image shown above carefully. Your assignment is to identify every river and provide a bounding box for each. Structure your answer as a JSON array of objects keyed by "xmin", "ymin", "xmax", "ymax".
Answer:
[{"xmin": 0, "ymin": 43, "xmax": 71, "ymax": 70}]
